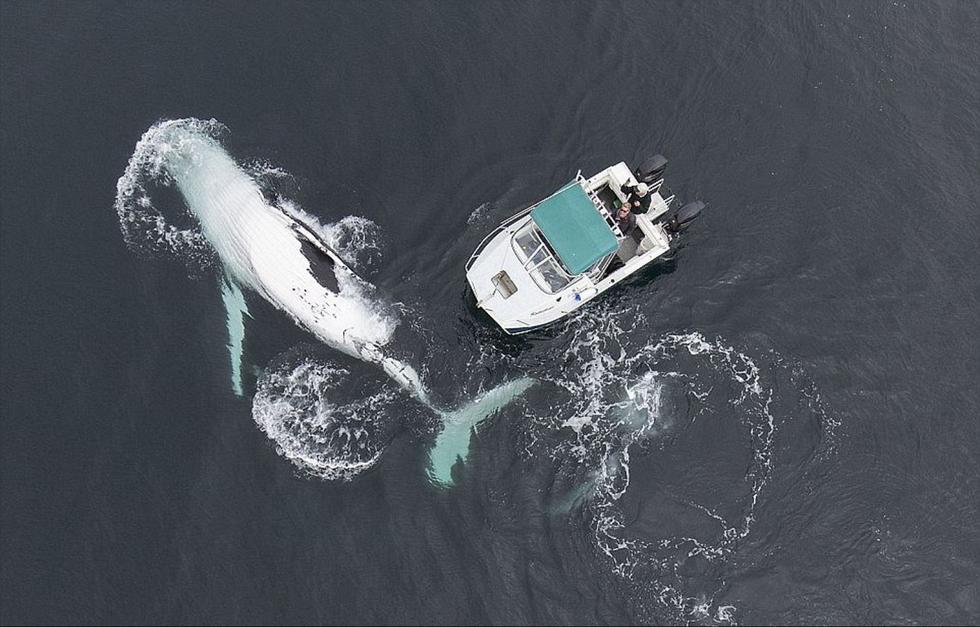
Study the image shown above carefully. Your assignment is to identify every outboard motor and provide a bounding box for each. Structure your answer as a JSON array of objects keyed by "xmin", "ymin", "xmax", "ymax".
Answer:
[
  {"xmin": 664, "ymin": 200, "xmax": 704, "ymax": 234},
  {"xmin": 635, "ymin": 154, "xmax": 668, "ymax": 184}
]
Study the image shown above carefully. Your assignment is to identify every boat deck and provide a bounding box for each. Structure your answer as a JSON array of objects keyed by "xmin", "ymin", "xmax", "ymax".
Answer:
[{"xmin": 594, "ymin": 185, "xmax": 622, "ymax": 214}]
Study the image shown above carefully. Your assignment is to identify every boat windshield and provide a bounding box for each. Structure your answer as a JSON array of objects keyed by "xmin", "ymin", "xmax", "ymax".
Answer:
[{"xmin": 512, "ymin": 223, "xmax": 573, "ymax": 293}]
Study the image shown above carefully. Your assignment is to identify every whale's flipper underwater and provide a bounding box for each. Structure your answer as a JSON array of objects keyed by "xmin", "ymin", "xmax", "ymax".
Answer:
[
  {"xmin": 115, "ymin": 119, "xmax": 532, "ymax": 483},
  {"xmin": 220, "ymin": 276, "xmax": 250, "ymax": 397}
]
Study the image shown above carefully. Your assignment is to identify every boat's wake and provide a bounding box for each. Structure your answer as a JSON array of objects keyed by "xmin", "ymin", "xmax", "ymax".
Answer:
[{"xmin": 520, "ymin": 307, "xmax": 838, "ymax": 624}]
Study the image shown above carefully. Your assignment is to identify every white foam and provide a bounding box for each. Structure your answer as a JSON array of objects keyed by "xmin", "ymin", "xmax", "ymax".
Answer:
[
  {"xmin": 277, "ymin": 200, "xmax": 384, "ymax": 273},
  {"xmin": 466, "ymin": 202, "xmax": 490, "ymax": 225},
  {"xmin": 114, "ymin": 118, "xmax": 224, "ymax": 270},
  {"xmin": 252, "ymin": 359, "xmax": 395, "ymax": 480},
  {"xmin": 517, "ymin": 302, "xmax": 837, "ymax": 623}
]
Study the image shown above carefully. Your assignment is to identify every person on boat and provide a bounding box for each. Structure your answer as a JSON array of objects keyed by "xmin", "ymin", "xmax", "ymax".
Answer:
[
  {"xmin": 621, "ymin": 181, "xmax": 652, "ymax": 214},
  {"xmin": 615, "ymin": 202, "xmax": 637, "ymax": 236}
]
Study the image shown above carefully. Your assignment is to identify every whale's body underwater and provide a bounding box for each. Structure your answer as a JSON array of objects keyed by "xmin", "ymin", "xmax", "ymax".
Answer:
[{"xmin": 118, "ymin": 120, "xmax": 532, "ymax": 485}]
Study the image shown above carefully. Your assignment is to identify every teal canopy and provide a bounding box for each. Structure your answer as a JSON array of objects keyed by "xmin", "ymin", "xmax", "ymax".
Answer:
[{"xmin": 531, "ymin": 182, "xmax": 619, "ymax": 275}]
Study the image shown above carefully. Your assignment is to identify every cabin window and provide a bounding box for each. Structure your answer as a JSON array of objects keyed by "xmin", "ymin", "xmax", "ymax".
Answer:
[
  {"xmin": 514, "ymin": 229, "xmax": 541, "ymax": 259},
  {"xmin": 512, "ymin": 223, "xmax": 573, "ymax": 294},
  {"xmin": 536, "ymin": 259, "xmax": 571, "ymax": 292}
]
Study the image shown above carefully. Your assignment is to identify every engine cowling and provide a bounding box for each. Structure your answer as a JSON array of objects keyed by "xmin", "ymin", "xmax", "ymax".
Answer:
[
  {"xmin": 635, "ymin": 154, "xmax": 668, "ymax": 184},
  {"xmin": 664, "ymin": 200, "xmax": 704, "ymax": 233}
]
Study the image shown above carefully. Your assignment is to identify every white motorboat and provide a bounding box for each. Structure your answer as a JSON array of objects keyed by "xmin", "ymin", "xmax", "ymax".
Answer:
[{"xmin": 465, "ymin": 156, "xmax": 703, "ymax": 334}]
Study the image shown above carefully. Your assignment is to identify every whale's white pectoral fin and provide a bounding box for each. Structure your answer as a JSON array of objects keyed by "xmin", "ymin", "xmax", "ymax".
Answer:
[{"xmin": 220, "ymin": 275, "xmax": 251, "ymax": 397}]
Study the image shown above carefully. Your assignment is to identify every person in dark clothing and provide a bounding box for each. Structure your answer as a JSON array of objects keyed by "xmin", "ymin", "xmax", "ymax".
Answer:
[
  {"xmin": 620, "ymin": 181, "xmax": 652, "ymax": 214},
  {"xmin": 615, "ymin": 202, "xmax": 637, "ymax": 236}
]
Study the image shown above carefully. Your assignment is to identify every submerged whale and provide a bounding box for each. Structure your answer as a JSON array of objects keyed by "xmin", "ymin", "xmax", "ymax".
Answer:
[{"xmin": 116, "ymin": 119, "xmax": 532, "ymax": 483}]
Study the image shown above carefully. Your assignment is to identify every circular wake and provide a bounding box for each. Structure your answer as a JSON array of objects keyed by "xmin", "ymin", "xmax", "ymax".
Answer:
[
  {"xmin": 523, "ymin": 307, "xmax": 837, "ymax": 624},
  {"xmin": 252, "ymin": 352, "xmax": 399, "ymax": 481},
  {"xmin": 114, "ymin": 118, "xmax": 225, "ymax": 271}
]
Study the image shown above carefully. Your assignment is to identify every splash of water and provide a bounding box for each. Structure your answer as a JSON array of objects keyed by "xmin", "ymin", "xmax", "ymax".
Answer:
[
  {"xmin": 279, "ymin": 199, "xmax": 385, "ymax": 274},
  {"xmin": 520, "ymin": 305, "xmax": 837, "ymax": 624},
  {"xmin": 252, "ymin": 357, "xmax": 396, "ymax": 480},
  {"xmin": 114, "ymin": 117, "xmax": 223, "ymax": 270}
]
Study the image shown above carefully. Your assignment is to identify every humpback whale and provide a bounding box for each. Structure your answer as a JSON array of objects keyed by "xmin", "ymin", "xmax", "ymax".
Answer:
[
  {"xmin": 116, "ymin": 119, "xmax": 532, "ymax": 483},
  {"xmin": 155, "ymin": 123, "xmax": 426, "ymax": 398}
]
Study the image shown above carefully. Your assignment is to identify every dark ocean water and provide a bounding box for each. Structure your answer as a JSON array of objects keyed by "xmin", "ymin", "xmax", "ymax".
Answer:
[{"xmin": 2, "ymin": 1, "xmax": 979, "ymax": 624}]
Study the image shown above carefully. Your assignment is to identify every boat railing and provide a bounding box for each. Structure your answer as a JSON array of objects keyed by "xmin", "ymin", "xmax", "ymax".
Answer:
[
  {"xmin": 577, "ymin": 173, "xmax": 624, "ymax": 238},
  {"xmin": 465, "ymin": 225, "xmax": 503, "ymax": 271}
]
